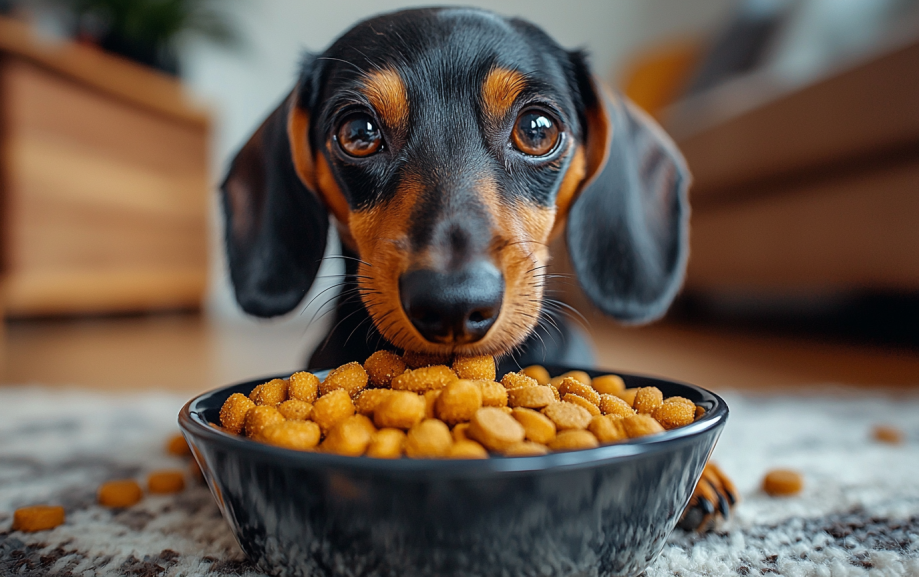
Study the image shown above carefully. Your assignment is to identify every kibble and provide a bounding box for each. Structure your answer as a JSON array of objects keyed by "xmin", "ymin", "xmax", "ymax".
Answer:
[
  {"xmin": 392, "ymin": 365, "xmax": 457, "ymax": 393},
  {"xmin": 320, "ymin": 362, "xmax": 368, "ymax": 398},
  {"xmin": 148, "ymin": 470, "xmax": 185, "ymax": 494},
  {"xmin": 12, "ymin": 506, "xmax": 65, "ymax": 532},
  {"xmin": 215, "ymin": 358, "xmax": 703, "ymax": 459},
  {"xmin": 762, "ymin": 469, "xmax": 804, "ymax": 496},
  {"xmin": 98, "ymin": 479, "xmax": 143, "ymax": 508},
  {"xmin": 453, "ymin": 355, "xmax": 496, "ymax": 381},
  {"xmin": 364, "ymin": 351, "xmax": 407, "ymax": 388}
]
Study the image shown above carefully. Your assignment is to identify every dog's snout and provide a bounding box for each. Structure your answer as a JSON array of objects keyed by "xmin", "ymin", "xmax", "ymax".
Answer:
[{"xmin": 399, "ymin": 261, "xmax": 504, "ymax": 345}]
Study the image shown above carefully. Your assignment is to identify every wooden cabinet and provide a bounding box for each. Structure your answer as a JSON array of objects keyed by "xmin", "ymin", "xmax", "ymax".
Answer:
[
  {"xmin": 0, "ymin": 17, "xmax": 210, "ymax": 316},
  {"xmin": 668, "ymin": 39, "xmax": 919, "ymax": 294}
]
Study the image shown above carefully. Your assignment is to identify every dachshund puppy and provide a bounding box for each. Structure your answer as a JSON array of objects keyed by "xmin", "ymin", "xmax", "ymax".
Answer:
[{"xmin": 221, "ymin": 7, "xmax": 732, "ymax": 529}]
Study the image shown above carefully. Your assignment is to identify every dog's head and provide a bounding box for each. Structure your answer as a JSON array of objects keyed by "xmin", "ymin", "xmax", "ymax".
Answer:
[{"xmin": 221, "ymin": 7, "xmax": 689, "ymax": 357}]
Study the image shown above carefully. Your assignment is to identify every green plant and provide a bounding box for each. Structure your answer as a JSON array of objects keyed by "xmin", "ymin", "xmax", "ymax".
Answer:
[{"xmin": 66, "ymin": 0, "xmax": 241, "ymax": 75}]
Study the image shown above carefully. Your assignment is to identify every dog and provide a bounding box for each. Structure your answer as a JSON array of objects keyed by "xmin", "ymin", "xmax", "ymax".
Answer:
[{"xmin": 220, "ymin": 7, "xmax": 735, "ymax": 530}]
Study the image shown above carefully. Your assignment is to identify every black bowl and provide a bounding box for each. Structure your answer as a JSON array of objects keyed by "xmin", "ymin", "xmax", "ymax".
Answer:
[{"xmin": 179, "ymin": 366, "xmax": 727, "ymax": 577}]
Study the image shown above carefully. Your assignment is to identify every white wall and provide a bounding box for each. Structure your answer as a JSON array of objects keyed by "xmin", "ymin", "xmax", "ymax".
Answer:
[{"xmin": 180, "ymin": 0, "xmax": 735, "ymax": 327}]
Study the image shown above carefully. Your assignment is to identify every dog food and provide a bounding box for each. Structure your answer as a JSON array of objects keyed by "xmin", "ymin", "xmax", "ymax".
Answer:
[
  {"xmin": 217, "ymin": 358, "xmax": 706, "ymax": 458},
  {"xmin": 98, "ymin": 479, "xmax": 144, "ymax": 507},
  {"xmin": 762, "ymin": 469, "xmax": 804, "ymax": 496},
  {"xmin": 872, "ymin": 425, "xmax": 904, "ymax": 444},
  {"xmin": 166, "ymin": 434, "xmax": 192, "ymax": 457},
  {"xmin": 148, "ymin": 470, "xmax": 186, "ymax": 494},
  {"xmin": 12, "ymin": 505, "xmax": 65, "ymax": 532}
]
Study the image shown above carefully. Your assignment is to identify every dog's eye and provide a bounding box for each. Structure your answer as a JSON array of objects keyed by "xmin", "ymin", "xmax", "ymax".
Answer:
[
  {"xmin": 511, "ymin": 110, "xmax": 559, "ymax": 157},
  {"xmin": 336, "ymin": 114, "xmax": 382, "ymax": 157}
]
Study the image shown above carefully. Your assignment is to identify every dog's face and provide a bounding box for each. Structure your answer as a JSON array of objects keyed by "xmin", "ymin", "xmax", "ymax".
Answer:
[{"xmin": 222, "ymin": 8, "xmax": 689, "ymax": 359}]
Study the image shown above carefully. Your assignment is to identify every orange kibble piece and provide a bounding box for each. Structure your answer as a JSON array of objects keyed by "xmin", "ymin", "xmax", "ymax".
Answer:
[
  {"xmin": 632, "ymin": 387, "xmax": 664, "ymax": 414},
  {"xmin": 405, "ymin": 419, "xmax": 453, "ymax": 458},
  {"xmin": 872, "ymin": 425, "xmax": 904, "ymax": 444},
  {"xmin": 244, "ymin": 405, "xmax": 286, "ymax": 439},
  {"xmin": 548, "ymin": 430, "xmax": 599, "ymax": 452},
  {"xmin": 507, "ymin": 385, "xmax": 556, "ymax": 409},
  {"xmin": 366, "ymin": 428, "xmax": 406, "ymax": 459},
  {"xmin": 402, "ymin": 350, "xmax": 451, "ymax": 369},
  {"xmin": 549, "ymin": 385, "xmax": 560, "ymax": 401},
  {"xmin": 501, "ymin": 372, "xmax": 538, "ymax": 390},
  {"xmin": 98, "ymin": 479, "xmax": 143, "ymax": 508},
  {"xmin": 621, "ymin": 414, "xmax": 665, "ymax": 438},
  {"xmin": 148, "ymin": 470, "xmax": 186, "ymax": 494},
  {"xmin": 424, "ymin": 390, "xmax": 441, "ymax": 419},
  {"xmin": 520, "ymin": 365, "xmax": 551, "ymax": 386},
  {"xmin": 474, "ymin": 380, "xmax": 508, "ymax": 407},
  {"xmin": 511, "ymin": 407, "xmax": 556, "ymax": 444},
  {"xmin": 261, "ymin": 420, "xmax": 321, "ymax": 450},
  {"xmin": 364, "ymin": 350, "xmax": 407, "ymax": 388},
  {"xmin": 616, "ymin": 388, "xmax": 639, "ymax": 406},
  {"xmin": 452, "ymin": 422, "xmax": 471, "ymax": 442},
  {"xmin": 278, "ymin": 399, "xmax": 313, "ymax": 421},
  {"xmin": 591, "ymin": 374, "xmax": 626, "ymax": 395},
  {"xmin": 503, "ymin": 441, "xmax": 549, "ymax": 457},
  {"xmin": 695, "ymin": 405, "xmax": 706, "ymax": 420},
  {"xmin": 563, "ymin": 394, "xmax": 601, "ymax": 416},
  {"xmin": 219, "ymin": 393, "xmax": 256, "ymax": 435},
  {"xmin": 447, "ymin": 439, "xmax": 490, "ymax": 459},
  {"xmin": 599, "ymin": 394, "xmax": 635, "ymax": 418},
  {"xmin": 320, "ymin": 362, "xmax": 368, "ymax": 398},
  {"xmin": 557, "ymin": 377, "xmax": 601, "ymax": 406},
  {"xmin": 588, "ymin": 415, "xmax": 628, "ymax": 444},
  {"xmin": 252, "ymin": 378, "xmax": 289, "ymax": 406},
  {"xmin": 166, "ymin": 434, "xmax": 191, "ymax": 457},
  {"xmin": 392, "ymin": 365, "xmax": 458, "ymax": 393},
  {"xmin": 12, "ymin": 506, "xmax": 65, "ymax": 532},
  {"xmin": 322, "ymin": 414, "xmax": 376, "ymax": 456},
  {"xmin": 762, "ymin": 469, "xmax": 804, "ymax": 496},
  {"xmin": 541, "ymin": 401, "xmax": 592, "ymax": 431},
  {"xmin": 653, "ymin": 399, "xmax": 695, "ymax": 430},
  {"xmin": 355, "ymin": 389, "xmax": 394, "ymax": 416},
  {"xmin": 373, "ymin": 391, "xmax": 426, "ymax": 429},
  {"xmin": 436, "ymin": 380, "xmax": 483, "ymax": 425},
  {"xmin": 289, "ymin": 371, "xmax": 320, "ymax": 403},
  {"xmin": 311, "ymin": 389, "xmax": 355, "ymax": 434},
  {"xmin": 452, "ymin": 355, "xmax": 496, "ymax": 381},
  {"xmin": 467, "ymin": 407, "xmax": 526, "ymax": 451},
  {"xmin": 551, "ymin": 370, "xmax": 591, "ymax": 387}
]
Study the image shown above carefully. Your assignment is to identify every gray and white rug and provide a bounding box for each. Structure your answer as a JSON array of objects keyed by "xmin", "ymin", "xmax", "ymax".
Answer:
[{"xmin": 1, "ymin": 385, "xmax": 917, "ymax": 576}]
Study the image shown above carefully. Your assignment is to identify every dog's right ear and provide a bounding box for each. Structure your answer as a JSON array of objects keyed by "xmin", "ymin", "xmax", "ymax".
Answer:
[{"xmin": 220, "ymin": 72, "xmax": 329, "ymax": 317}]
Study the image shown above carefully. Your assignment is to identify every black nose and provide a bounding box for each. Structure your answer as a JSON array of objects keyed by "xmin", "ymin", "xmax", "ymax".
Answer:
[{"xmin": 399, "ymin": 262, "xmax": 504, "ymax": 344}]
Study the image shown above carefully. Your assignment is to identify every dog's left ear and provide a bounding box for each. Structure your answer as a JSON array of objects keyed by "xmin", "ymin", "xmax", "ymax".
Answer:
[{"xmin": 563, "ymin": 54, "xmax": 690, "ymax": 324}]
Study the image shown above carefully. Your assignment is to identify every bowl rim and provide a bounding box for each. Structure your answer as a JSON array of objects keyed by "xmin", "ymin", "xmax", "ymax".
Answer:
[{"xmin": 179, "ymin": 367, "xmax": 727, "ymax": 476}]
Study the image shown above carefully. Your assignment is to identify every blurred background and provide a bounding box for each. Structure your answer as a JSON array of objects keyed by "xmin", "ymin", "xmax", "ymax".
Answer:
[{"xmin": 0, "ymin": 0, "xmax": 917, "ymax": 391}]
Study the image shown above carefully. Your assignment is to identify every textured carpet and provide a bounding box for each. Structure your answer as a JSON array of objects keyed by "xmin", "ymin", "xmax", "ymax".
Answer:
[{"xmin": 1, "ymin": 385, "xmax": 917, "ymax": 576}]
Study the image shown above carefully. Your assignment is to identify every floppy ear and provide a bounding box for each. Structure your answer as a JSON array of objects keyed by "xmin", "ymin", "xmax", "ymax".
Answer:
[
  {"xmin": 565, "ymin": 59, "xmax": 690, "ymax": 324},
  {"xmin": 220, "ymin": 81, "xmax": 329, "ymax": 317}
]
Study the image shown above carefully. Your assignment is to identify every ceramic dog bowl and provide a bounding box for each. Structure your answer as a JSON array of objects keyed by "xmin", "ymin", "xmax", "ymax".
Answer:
[{"xmin": 179, "ymin": 366, "xmax": 727, "ymax": 577}]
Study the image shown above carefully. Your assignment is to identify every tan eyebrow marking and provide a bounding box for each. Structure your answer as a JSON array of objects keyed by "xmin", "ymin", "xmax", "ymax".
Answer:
[
  {"xmin": 361, "ymin": 68, "xmax": 409, "ymax": 130},
  {"xmin": 481, "ymin": 67, "xmax": 527, "ymax": 120}
]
